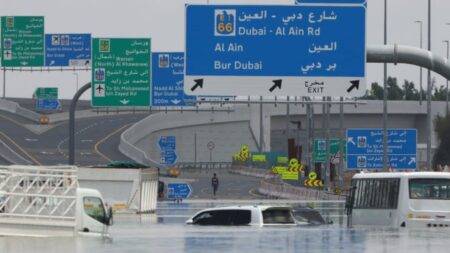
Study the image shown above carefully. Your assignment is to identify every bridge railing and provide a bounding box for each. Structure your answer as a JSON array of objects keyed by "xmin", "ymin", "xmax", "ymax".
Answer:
[{"xmin": 172, "ymin": 162, "xmax": 233, "ymax": 170}]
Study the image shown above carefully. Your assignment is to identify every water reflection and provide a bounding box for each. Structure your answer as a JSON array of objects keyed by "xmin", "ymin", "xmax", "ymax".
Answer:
[{"xmin": 1, "ymin": 201, "xmax": 450, "ymax": 253}]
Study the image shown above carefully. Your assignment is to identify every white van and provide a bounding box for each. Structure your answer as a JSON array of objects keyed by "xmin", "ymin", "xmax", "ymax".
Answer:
[
  {"xmin": 347, "ymin": 172, "xmax": 450, "ymax": 228},
  {"xmin": 186, "ymin": 205, "xmax": 326, "ymax": 226}
]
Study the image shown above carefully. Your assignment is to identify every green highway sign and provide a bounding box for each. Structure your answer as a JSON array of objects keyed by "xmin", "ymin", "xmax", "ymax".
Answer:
[
  {"xmin": 34, "ymin": 87, "xmax": 58, "ymax": 99},
  {"xmin": 1, "ymin": 16, "xmax": 45, "ymax": 67},
  {"xmin": 313, "ymin": 139, "xmax": 346, "ymax": 163},
  {"xmin": 91, "ymin": 38, "xmax": 151, "ymax": 107}
]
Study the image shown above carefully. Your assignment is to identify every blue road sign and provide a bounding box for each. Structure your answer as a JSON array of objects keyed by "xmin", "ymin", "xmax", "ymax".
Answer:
[
  {"xmin": 158, "ymin": 136, "xmax": 178, "ymax": 165},
  {"xmin": 45, "ymin": 34, "xmax": 91, "ymax": 67},
  {"xmin": 152, "ymin": 52, "xmax": 196, "ymax": 106},
  {"xmin": 295, "ymin": 0, "xmax": 366, "ymax": 5},
  {"xmin": 346, "ymin": 129, "xmax": 417, "ymax": 170},
  {"xmin": 167, "ymin": 183, "xmax": 192, "ymax": 199},
  {"xmin": 36, "ymin": 99, "xmax": 61, "ymax": 110},
  {"xmin": 185, "ymin": 5, "xmax": 366, "ymax": 97}
]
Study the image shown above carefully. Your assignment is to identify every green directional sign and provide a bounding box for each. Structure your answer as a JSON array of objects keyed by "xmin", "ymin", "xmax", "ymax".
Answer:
[
  {"xmin": 34, "ymin": 87, "xmax": 58, "ymax": 99},
  {"xmin": 313, "ymin": 139, "xmax": 346, "ymax": 163},
  {"xmin": 91, "ymin": 38, "xmax": 151, "ymax": 107},
  {"xmin": 1, "ymin": 16, "xmax": 45, "ymax": 67}
]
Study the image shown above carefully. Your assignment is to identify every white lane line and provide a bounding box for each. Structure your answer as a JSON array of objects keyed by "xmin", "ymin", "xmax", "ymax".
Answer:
[{"xmin": 25, "ymin": 138, "xmax": 38, "ymax": 142}]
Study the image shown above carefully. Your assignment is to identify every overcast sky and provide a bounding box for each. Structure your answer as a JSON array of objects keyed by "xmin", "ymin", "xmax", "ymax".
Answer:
[{"xmin": 1, "ymin": 0, "xmax": 450, "ymax": 100}]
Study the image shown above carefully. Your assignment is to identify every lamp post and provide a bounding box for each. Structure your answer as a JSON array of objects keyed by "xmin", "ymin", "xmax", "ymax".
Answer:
[{"xmin": 415, "ymin": 20, "xmax": 423, "ymax": 105}]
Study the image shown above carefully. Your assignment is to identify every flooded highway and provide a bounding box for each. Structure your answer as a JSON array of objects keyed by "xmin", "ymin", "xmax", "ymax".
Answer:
[{"xmin": 1, "ymin": 200, "xmax": 450, "ymax": 253}]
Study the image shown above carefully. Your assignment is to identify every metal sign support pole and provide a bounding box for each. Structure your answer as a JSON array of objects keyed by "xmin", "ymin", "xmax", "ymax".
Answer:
[
  {"xmin": 259, "ymin": 96, "xmax": 264, "ymax": 152},
  {"xmin": 286, "ymin": 96, "xmax": 290, "ymax": 153},
  {"xmin": 426, "ymin": 0, "xmax": 432, "ymax": 171},
  {"xmin": 2, "ymin": 67, "xmax": 5, "ymax": 98},
  {"xmin": 383, "ymin": 0, "xmax": 388, "ymax": 171},
  {"xmin": 339, "ymin": 97, "xmax": 344, "ymax": 189},
  {"xmin": 305, "ymin": 97, "xmax": 310, "ymax": 170},
  {"xmin": 325, "ymin": 97, "xmax": 331, "ymax": 190},
  {"xmin": 69, "ymin": 82, "xmax": 91, "ymax": 165},
  {"xmin": 310, "ymin": 98, "xmax": 315, "ymax": 173}
]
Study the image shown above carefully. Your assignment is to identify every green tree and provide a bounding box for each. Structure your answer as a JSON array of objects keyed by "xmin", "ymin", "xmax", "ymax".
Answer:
[
  {"xmin": 386, "ymin": 77, "xmax": 404, "ymax": 100},
  {"xmin": 403, "ymin": 80, "xmax": 420, "ymax": 100},
  {"xmin": 433, "ymin": 114, "xmax": 450, "ymax": 168},
  {"xmin": 433, "ymin": 85, "xmax": 449, "ymax": 101}
]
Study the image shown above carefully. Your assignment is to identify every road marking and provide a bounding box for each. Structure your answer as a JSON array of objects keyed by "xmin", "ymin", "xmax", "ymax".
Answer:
[
  {"xmin": 0, "ymin": 131, "xmax": 42, "ymax": 165},
  {"xmin": 81, "ymin": 139, "xmax": 93, "ymax": 143},
  {"xmin": 94, "ymin": 123, "xmax": 133, "ymax": 162},
  {"xmin": 25, "ymin": 138, "xmax": 38, "ymax": 142}
]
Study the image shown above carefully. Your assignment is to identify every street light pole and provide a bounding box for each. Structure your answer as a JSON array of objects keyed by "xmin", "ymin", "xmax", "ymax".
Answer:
[
  {"xmin": 426, "ymin": 0, "xmax": 432, "ymax": 171},
  {"xmin": 415, "ymin": 20, "xmax": 423, "ymax": 105},
  {"xmin": 382, "ymin": 0, "xmax": 388, "ymax": 170},
  {"xmin": 444, "ymin": 40, "xmax": 449, "ymax": 115}
]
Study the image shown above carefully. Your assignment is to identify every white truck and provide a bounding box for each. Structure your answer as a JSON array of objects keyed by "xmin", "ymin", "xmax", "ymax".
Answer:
[{"xmin": 0, "ymin": 165, "xmax": 113, "ymax": 237}]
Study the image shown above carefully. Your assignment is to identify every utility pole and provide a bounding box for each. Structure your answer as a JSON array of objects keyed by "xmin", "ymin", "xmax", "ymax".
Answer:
[
  {"xmin": 383, "ymin": 0, "xmax": 389, "ymax": 171},
  {"xmin": 426, "ymin": 0, "xmax": 432, "ymax": 171},
  {"xmin": 415, "ymin": 20, "xmax": 424, "ymax": 105}
]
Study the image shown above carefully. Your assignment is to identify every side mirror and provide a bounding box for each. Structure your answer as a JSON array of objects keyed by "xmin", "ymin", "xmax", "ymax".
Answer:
[{"xmin": 107, "ymin": 206, "xmax": 114, "ymax": 226}]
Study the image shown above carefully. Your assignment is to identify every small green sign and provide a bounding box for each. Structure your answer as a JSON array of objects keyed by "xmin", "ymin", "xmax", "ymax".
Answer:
[
  {"xmin": 313, "ymin": 139, "xmax": 346, "ymax": 163},
  {"xmin": 277, "ymin": 156, "xmax": 289, "ymax": 164},
  {"xmin": 1, "ymin": 16, "xmax": 45, "ymax": 67},
  {"xmin": 252, "ymin": 154, "xmax": 267, "ymax": 163},
  {"xmin": 34, "ymin": 87, "xmax": 58, "ymax": 99},
  {"xmin": 91, "ymin": 38, "xmax": 151, "ymax": 107}
]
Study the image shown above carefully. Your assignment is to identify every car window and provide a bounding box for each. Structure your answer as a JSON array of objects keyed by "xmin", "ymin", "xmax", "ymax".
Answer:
[
  {"xmin": 193, "ymin": 210, "xmax": 251, "ymax": 225},
  {"xmin": 262, "ymin": 208, "xmax": 295, "ymax": 224},
  {"xmin": 83, "ymin": 197, "xmax": 106, "ymax": 224}
]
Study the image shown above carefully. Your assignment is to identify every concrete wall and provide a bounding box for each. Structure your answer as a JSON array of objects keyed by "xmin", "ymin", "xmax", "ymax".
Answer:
[{"xmin": 136, "ymin": 121, "xmax": 257, "ymax": 163}]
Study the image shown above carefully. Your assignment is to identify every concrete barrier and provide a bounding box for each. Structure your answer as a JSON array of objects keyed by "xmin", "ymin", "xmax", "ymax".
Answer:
[
  {"xmin": 258, "ymin": 179, "xmax": 344, "ymax": 201},
  {"xmin": 0, "ymin": 139, "xmax": 32, "ymax": 165},
  {"xmin": 0, "ymin": 99, "xmax": 41, "ymax": 123}
]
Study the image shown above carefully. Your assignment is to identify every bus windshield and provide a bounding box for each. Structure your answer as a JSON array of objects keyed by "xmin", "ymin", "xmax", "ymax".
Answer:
[{"xmin": 409, "ymin": 178, "xmax": 450, "ymax": 200}]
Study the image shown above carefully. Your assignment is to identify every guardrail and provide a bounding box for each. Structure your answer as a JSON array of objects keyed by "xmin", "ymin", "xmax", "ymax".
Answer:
[{"xmin": 173, "ymin": 162, "xmax": 233, "ymax": 170}]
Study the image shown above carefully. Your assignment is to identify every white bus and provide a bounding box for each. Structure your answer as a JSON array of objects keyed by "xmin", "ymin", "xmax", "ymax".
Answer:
[{"xmin": 347, "ymin": 172, "xmax": 450, "ymax": 228}]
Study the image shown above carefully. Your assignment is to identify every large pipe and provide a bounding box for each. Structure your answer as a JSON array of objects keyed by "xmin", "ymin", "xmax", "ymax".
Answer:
[{"xmin": 367, "ymin": 44, "xmax": 450, "ymax": 80}]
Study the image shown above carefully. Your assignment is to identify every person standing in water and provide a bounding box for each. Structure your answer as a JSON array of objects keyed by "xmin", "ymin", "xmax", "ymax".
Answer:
[{"xmin": 211, "ymin": 173, "xmax": 219, "ymax": 198}]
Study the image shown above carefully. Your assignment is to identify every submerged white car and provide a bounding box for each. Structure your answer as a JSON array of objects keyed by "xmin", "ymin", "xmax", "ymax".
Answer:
[{"xmin": 186, "ymin": 205, "xmax": 325, "ymax": 226}]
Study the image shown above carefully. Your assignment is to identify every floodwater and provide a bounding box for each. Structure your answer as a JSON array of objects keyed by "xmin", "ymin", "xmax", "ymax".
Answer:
[{"xmin": 1, "ymin": 200, "xmax": 450, "ymax": 253}]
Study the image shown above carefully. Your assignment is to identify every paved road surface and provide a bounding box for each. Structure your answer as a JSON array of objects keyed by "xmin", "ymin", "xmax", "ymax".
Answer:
[
  {"xmin": 0, "ymin": 110, "xmax": 148, "ymax": 166},
  {"xmin": 163, "ymin": 169, "xmax": 266, "ymax": 200}
]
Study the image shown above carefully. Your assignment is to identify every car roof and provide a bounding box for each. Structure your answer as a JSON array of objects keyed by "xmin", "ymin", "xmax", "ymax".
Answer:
[{"xmin": 196, "ymin": 205, "xmax": 292, "ymax": 213}]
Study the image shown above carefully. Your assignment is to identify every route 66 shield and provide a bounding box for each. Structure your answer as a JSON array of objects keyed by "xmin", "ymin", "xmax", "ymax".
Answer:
[{"xmin": 214, "ymin": 9, "xmax": 236, "ymax": 36}]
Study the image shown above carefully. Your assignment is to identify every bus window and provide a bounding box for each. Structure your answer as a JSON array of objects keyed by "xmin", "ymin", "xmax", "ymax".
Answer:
[
  {"xmin": 352, "ymin": 178, "xmax": 400, "ymax": 209},
  {"xmin": 409, "ymin": 179, "xmax": 450, "ymax": 200}
]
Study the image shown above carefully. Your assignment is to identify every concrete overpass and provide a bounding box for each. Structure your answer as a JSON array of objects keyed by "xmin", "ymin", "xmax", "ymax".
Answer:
[{"xmin": 120, "ymin": 100, "xmax": 446, "ymax": 169}]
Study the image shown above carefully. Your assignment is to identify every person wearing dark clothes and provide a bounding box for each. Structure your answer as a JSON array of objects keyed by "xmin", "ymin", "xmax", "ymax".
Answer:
[{"xmin": 211, "ymin": 173, "xmax": 219, "ymax": 197}]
